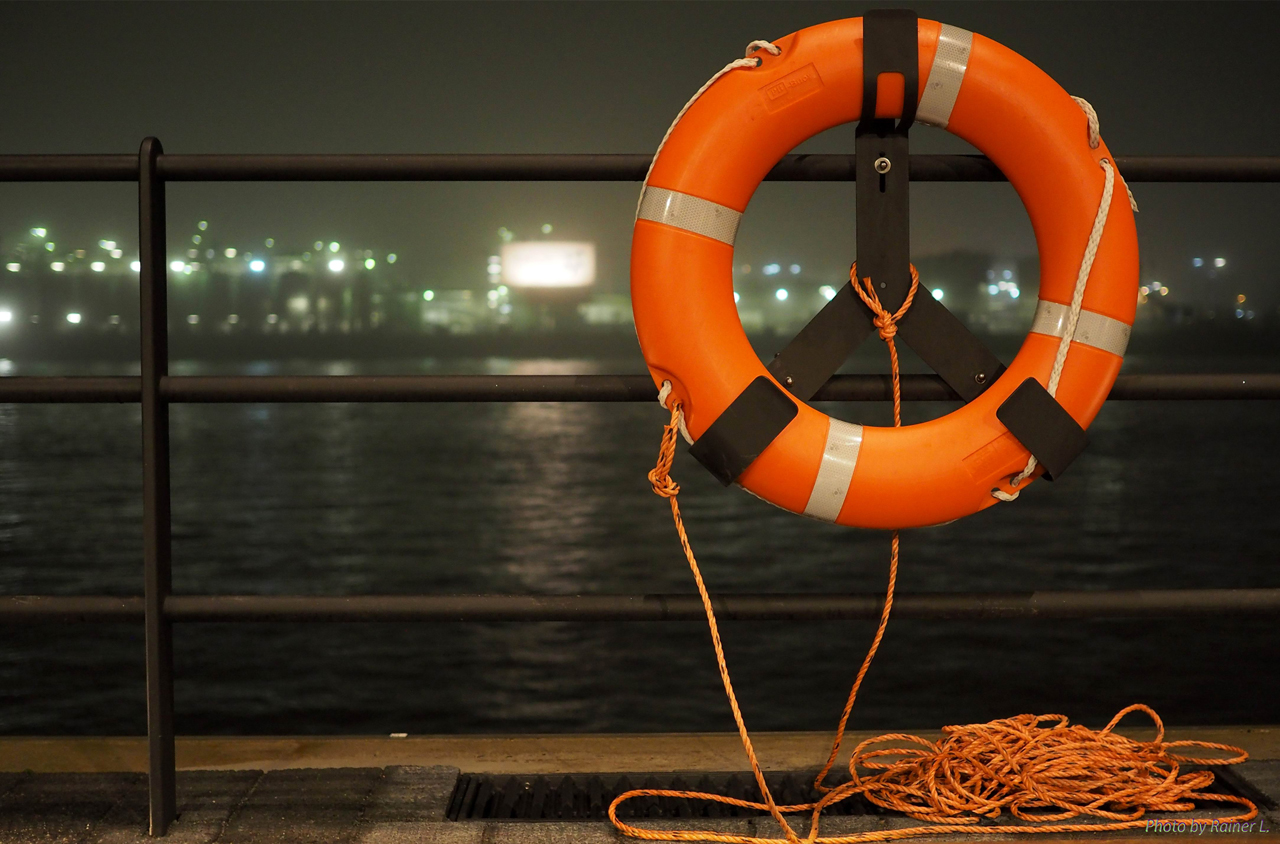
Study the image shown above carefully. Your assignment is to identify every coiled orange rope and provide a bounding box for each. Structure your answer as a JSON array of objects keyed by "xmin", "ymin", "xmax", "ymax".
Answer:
[{"xmin": 610, "ymin": 265, "xmax": 1257, "ymax": 843}]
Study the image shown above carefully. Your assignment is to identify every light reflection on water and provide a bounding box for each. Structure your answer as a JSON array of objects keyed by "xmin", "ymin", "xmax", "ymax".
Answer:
[{"xmin": 0, "ymin": 355, "xmax": 1277, "ymax": 735}]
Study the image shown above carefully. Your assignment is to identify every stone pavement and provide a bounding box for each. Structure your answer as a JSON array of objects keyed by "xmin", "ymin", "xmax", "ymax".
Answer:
[{"xmin": 0, "ymin": 763, "xmax": 1277, "ymax": 844}]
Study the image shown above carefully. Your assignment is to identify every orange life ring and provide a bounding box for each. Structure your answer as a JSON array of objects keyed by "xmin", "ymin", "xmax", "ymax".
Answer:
[{"xmin": 631, "ymin": 16, "xmax": 1138, "ymax": 529}]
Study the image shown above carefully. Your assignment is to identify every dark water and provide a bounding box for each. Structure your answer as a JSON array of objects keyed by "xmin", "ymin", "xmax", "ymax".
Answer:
[{"xmin": 1, "ymin": 351, "xmax": 1278, "ymax": 736}]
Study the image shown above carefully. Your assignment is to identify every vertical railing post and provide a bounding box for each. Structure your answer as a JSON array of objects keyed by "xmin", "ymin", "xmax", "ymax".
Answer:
[{"xmin": 139, "ymin": 137, "xmax": 176, "ymax": 836}]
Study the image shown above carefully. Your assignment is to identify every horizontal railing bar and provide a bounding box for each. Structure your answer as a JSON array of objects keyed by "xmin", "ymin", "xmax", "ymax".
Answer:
[
  {"xmin": 0, "ymin": 154, "xmax": 137, "ymax": 181},
  {"xmin": 0, "ymin": 596, "xmax": 144, "ymax": 622},
  {"xmin": 3, "ymin": 374, "xmax": 1280, "ymax": 404},
  {"xmin": 161, "ymin": 374, "xmax": 656, "ymax": 402},
  {"xmin": 3, "ymin": 154, "xmax": 1280, "ymax": 183},
  {"xmin": 0, "ymin": 377, "xmax": 141, "ymax": 402},
  {"xmin": 2, "ymin": 589, "xmax": 1277, "ymax": 623}
]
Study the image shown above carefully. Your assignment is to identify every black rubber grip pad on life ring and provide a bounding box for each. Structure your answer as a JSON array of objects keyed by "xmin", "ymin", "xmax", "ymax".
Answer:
[
  {"xmin": 996, "ymin": 378, "xmax": 1089, "ymax": 481},
  {"xmin": 687, "ymin": 377, "xmax": 799, "ymax": 486}
]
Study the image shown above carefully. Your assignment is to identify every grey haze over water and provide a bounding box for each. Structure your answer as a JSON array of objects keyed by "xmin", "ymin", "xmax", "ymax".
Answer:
[{"xmin": 3, "ymin": 3, "xmax": 1280, "ymax": 310}]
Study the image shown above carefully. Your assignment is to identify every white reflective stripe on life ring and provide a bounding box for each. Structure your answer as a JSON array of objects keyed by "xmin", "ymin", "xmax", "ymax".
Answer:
[
  {"xmin": 916, "ymin": 24, "xmax": 973, "ymax": 129},
  {"xmin": 637, "ymin": 187, "xmax": 742, "ymax": 246},
  {"xmin": 803, "ymin": 417, "xmax": 864, "ymax": 522},
  {"xmin": 1030, "ymin": 300, "xmax": 1132, "ymax": 358}
]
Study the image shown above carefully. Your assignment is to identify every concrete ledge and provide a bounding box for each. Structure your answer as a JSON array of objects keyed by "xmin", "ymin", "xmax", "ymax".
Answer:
[{"xmin": 3, "ymin": 727, "xmax": 1278, "ymax": 774}]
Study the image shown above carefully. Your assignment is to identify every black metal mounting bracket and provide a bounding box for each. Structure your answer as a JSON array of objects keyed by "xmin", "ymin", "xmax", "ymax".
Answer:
[{"xmin": 691, "ymin": 8, "xmax": 1084, "ymax": 486}]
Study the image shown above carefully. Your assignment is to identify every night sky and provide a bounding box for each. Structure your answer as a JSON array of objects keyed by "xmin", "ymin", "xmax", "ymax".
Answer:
[{"xmin": 2, "ymin": 1, "xmax": 1279, "ymax": 304}]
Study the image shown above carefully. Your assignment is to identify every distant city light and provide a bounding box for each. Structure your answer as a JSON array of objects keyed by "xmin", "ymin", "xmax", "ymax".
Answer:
[
  {"xmin": 541, "ymin": 223, "xmax": 553, "ymax": 235},
  {"xmin": 1193, "ymin": 257, "xmax": 1204, "ymax": 267},
  {"xmin": 228, "ymin": 314, "xmax": 239, "ymax": 324},
  {"xmin": 186, "ymin": 315, "xmax": 199, "ymax": 325},
  {"xmin": 266, "ymin": 314, "xmax": 279, "ymax": 324},
  {"xmin": 170, "ymin": 260, "xmax": 185, "ymax": 272},
  {"xmin": 225, "ymin": 248, "xmax": 237, "ymax": 258},
  {"xmin": 790, "ymin": 264, "xmax": 801, "ymax": 275},
  {"xmin": 314, "ymin": 241, "xmax": 324, "ymax": 251},
  {"xmin": 45, "ymin": 242, "xmax": 55, "ymax": 252},
  {"xmin": 1236, "ymin": 294, "xmax": 1246, "ymax": 304},
  {"xmin": 1140, "ymin": 286, "xmax": 1150, "ymax": 296},
  {"xmin": 733, "ymin": 291, "xmax": 740, "ymax": 303},
  {"xmin": 328, "ymin": 259, "xmax": 345, "ymax": 272},
  {"xmin": 1002, "ymin": 270, "xmax": 1012, "ymax": 280},
  {"xmin": 1010, "ymin": 288, "xmax": 1020, "ymax": 299},
  {"xmin": 740, "ymin": 264, "xmax": 751, "ymax": 274},
  {"xmin": 386, "ymin": 253, "xmax": 397, "ymax": 264},
  {"xmin": 364, "ymin": 258, "xmax": 376, "ymax": 270},
  {"xmin": 30, "ymin": 228, "xmax": 47, "ymax": 238},
  {"xmin": 110, "ymin": 249, "xmax": 123, "ymax": 259},
  {"xmin": 99, "ymin": 240, "xmax": 116, "ymax": 250},
  {"xmin": 51, "ymin": 262, "xmax": 65, "ymax": 272},
  {"xmin": 249, "ymin": 260, "xmax": 266, "ymax": 272},
  {"xmin": 5, "ymin": 263, "xmax": 18, "ymax": 273},
  {"xmin": 90, "ymin": 261, "xmax": 106, "ymax": 272},
  {"xmin": 497, "ymin": 285, "xmax": 508, "ymax": 296},
  {"xmin": 1236, "ymin": 309, "xmax": 1245, "ymax": 319},
  {"xmin": 328, "ymin": 242, "xmax": 340, "ymax": 253},
  {"xmin": 775, "ymin": 288, "xmax": 788, "ymax": 301},
  {"xmin": 819, "ymin": 285, "xmax": 837, "ymax": 301},
  {"xmin": 265, "ymin": 238, "xmax": 275, "ymax": 248},
  {"xmin": 186, "ymin": 249, "xmax": 198, "ymax": 259},
  {"xmin": 197, "ymin": 221, "xmax": 208, "ymax": 231},
  {"xmin": 1160, "ymin": 287, "xmax": 1169, "ymax": 296},
  {"xmin": 1150, "ymin": 281, "xmax": 1162, "ymax": 290},
  {"xmin": 109, "ymin": 315, "xmax": 121, "ymax": 325},
  {"xmin": 66, "ymin": 312, "xmax": 81, "ymax": 324},
  {"xmin": 498, "ymin": 227, "xmax": 514, "ymax": 242},
  {"xmin": 1214, "ymin": 257, "xmax": 1226, "ymax": 268},
  {"xmin": 423, "ymin": 290, "xmax": 435, "ymax": 301},
  {"xmin": 932, "ymin": 288, "xmax": 945, "ymax": 301},
  {"xmin": 130, "ymin": 261, "xmax": 141, "ymax": 272},
  {"xmin": 763, "ymin": 263, "xmax": 781, "ymax": 276},
  {"xmin": 184, "ymin": 264, "xmax": 194, "ymax": 275},
  {"xmin": 501, "ymin": 242, "xmax": 595, "ymax": 288},
  {"xmin": 987, "ymin": 284, "xmax": 999, "ymax": 295},
  {"xmin": 0, "ymin": 310, "xmax": 12, "ymax": 324}
]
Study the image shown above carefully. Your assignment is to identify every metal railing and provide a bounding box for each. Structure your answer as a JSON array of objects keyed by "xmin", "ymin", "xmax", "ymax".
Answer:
[{"xmin": 1, "ymin": 145, "xmax": 1278, "ymax": 835}]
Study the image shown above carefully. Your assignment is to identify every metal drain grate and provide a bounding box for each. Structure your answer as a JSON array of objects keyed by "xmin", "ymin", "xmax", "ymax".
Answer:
[
  {"xmin": 446, "ymin": 771, "xmax": 879, "ymax": 821},
  {"xmin": 446, "ymin": 767, "xmax": 1267, "ymax": 823}
]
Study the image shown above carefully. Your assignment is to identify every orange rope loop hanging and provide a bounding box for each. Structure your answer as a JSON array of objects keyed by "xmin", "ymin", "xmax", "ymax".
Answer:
[{"xmin": 611, "ymin": 264, "xmax": 1257, "ymax": 843}]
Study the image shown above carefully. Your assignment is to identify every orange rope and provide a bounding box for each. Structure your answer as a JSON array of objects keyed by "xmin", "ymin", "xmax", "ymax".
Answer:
[{"xmin": 611, "ymin": 265, "xmax": 1256, "ymax": 843}]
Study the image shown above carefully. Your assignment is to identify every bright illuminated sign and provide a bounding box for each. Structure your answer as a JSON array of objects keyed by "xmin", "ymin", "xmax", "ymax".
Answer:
[{"xmin": 501, "ymin": 241, "xmax": 595, "ymax": 288}]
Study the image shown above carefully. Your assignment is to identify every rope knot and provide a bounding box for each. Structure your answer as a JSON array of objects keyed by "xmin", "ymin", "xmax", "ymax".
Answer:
[
  {"xmin": 851, "ymin": 263, "xmax": 920, "ymax": 343},
  {"xmin": 850, "ymin": 263, "xmax": 920, "ymax": 428},
  {"xmin": 648, "ymin": 401, "xmax": 683, "ymax": 499},
  {"xmin": 871, "ymin": 311, "xmax": 899, "ymax": 342},
  {"xmin": 648, "ymin": 463, "xmax": 680, "ymax": 499}
]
